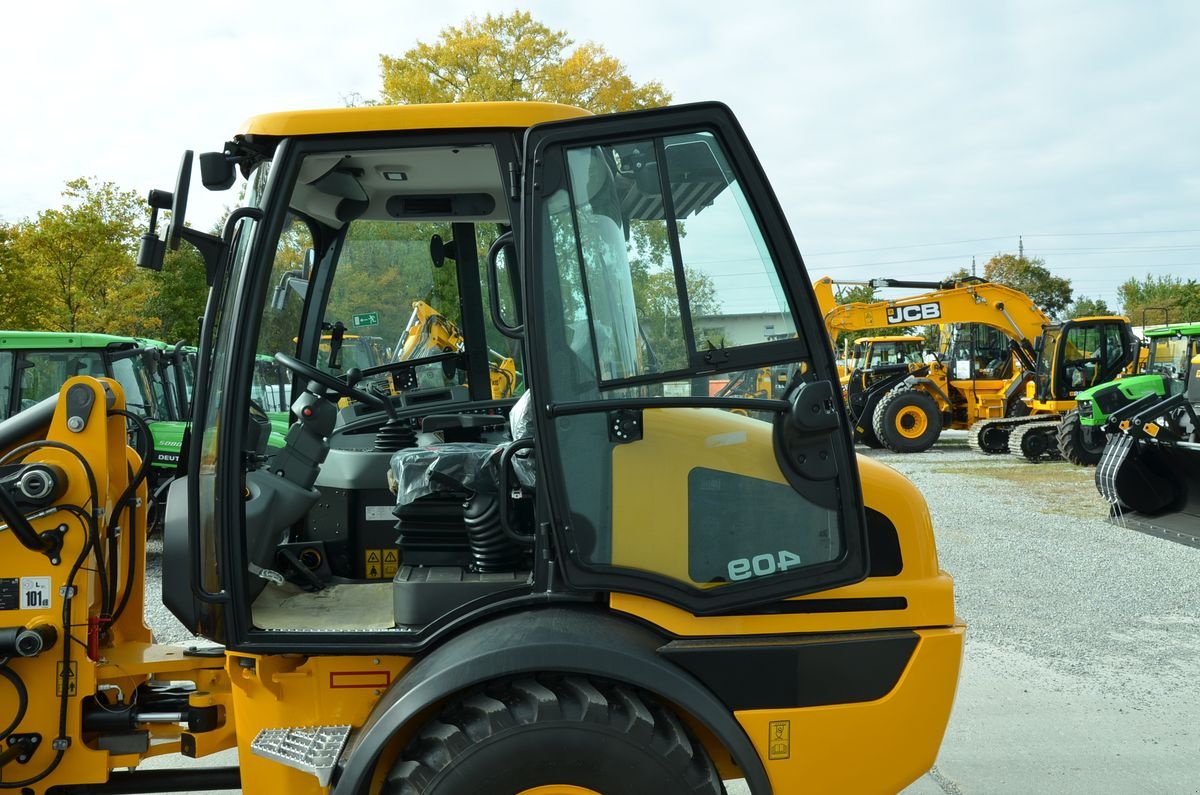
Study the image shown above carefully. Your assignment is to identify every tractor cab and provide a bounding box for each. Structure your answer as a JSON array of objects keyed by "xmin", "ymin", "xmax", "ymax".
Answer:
[{"xmin": 1075, "ymin": 323, "xmax": 1200, "ymax": 429}]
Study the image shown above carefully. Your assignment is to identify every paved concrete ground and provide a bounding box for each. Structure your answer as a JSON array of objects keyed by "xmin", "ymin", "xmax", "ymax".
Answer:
[{"xmin": 145, "ymin": 431, "xmax": 1199, "ymax": 793}]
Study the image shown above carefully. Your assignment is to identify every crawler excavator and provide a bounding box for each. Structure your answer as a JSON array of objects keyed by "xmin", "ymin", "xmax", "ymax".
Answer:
[{"xmin": 0, "ymin": 101, "xmax": 963, "ymax": 794}]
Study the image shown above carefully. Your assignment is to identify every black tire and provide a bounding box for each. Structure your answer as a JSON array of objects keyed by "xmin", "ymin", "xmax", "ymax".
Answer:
[
  {"xmin": 1057, "ymin": 409, "xmax": 1106, "ymax": 466},
  {"xmin": 856, "ymin": 420, "xmax": 886, "ymax": 449},
  {"xmin": 873, "ymin": 388, "xmax": 942, "ymax": 453},
  {"xmin": 384, "ymin": 675, "xmax": 723, "ymax": 795}
]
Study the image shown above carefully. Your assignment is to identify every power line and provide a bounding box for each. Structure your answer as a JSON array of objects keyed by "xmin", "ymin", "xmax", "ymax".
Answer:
[{"xmin": 809, "ymin": 229, "xmax": 1200, "ymax": 257}]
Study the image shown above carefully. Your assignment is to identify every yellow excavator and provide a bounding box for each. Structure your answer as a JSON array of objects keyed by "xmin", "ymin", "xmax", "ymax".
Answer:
[
  {"xmin": 389, "ymin": 300, "xmax": 518, "ymax": 399},
  {"xmin": 0, "ymin": 101, "xmax": 963, "ymax": 793},
  {"xmin": 815, "ymin": 276, "xmax": 1137, "ymax": 456}
]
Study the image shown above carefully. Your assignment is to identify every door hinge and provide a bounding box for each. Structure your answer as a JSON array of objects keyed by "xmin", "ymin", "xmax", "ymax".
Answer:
[{"xmin": 508, "ymin": 162, "xmax": 521, "ymax": 201}]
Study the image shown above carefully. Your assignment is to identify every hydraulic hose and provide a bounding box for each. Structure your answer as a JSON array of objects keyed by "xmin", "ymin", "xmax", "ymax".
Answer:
[{"xmin": 0, "ymin": 664, "xmax": 28, "ymax": 743}]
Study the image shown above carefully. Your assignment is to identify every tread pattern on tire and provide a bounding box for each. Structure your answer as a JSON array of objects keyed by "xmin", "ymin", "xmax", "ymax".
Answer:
[
  {"xmin": 1056, "ymin": 408, "xmax": 1105, "ymax": 466},
  {"xmin": 384, "ymin": 675, "xmax": 722, "ymax": 795},
  {"xmin": 872, "ymin": 387, "xmax": 941, "ymax": 453}
]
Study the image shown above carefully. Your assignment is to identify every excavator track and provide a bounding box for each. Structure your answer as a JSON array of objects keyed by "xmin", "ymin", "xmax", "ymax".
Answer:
[
  {"xmin": 1008, "ymin": 420, "xmax": 1065, "ymax": 461},
  {"xmin": 966, "ymin": 415, "xmax": 1060, "ymax": 455}
]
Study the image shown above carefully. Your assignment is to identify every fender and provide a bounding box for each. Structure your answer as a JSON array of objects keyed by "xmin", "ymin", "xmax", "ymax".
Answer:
[
  {"xmin": 903, "ymin": 376, "xmax": 952, "ymax": 412},
  {"xmin": 332, "ymin": 607, "xmax": 771, "ymax": 794}
]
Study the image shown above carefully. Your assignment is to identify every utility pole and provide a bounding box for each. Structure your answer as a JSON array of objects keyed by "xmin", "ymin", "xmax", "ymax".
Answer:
[
  {"xmin": 971, "ymin": 256, "xmax": 976, "ymax": 277},
  {"xmin": 1018, "ymin": 235, "xmax": 1024, "ymax": 260}
]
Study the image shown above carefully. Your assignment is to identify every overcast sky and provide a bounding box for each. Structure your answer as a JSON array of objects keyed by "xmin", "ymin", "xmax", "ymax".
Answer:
[{"xmin": 3, "ymin": 0, "xmax": 1197, "ymax": 311}]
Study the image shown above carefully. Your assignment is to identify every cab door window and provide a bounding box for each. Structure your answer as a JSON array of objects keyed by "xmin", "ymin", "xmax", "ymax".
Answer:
[{"xmin": 529, "ymin": 115, "xmax": 864, "ymax": 608}]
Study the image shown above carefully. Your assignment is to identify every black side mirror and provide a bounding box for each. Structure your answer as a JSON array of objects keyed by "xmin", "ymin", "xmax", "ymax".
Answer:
[
  {"xmin": 167, "ymin": 151, "xmax": 193, "ymax": 252},
  {"xmin": 199, "ymin": 151, "xmax": 236, "ymax": 191}
]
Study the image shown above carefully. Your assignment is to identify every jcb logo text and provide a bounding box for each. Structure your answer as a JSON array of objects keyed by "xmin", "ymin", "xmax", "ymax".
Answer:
[{"xmin": 886, "ymin": 302, "xmax": 941, "ymax": 324}]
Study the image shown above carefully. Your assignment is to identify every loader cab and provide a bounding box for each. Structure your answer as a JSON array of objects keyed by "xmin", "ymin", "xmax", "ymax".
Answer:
[
  {"xmin": 164, "ymin": 102, "xmax": 868, "ymax": 652},
  {"xmin": 1033, "ymin": 317, "xmax": 1136, "ymax": 403}
]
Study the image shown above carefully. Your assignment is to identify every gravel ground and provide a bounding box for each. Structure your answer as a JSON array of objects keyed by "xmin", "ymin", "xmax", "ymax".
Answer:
[
  {"xmin": 875, "ymin": 431, "xmax": 1200, "ymax": 794},
  {"xmin": 146, "ymin": 430, "xmax": 1200, "ymax": 793}
]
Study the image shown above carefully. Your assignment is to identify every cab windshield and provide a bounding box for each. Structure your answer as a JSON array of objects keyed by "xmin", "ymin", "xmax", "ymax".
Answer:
[
  {"xmin": 1147, "ymin": 335, "xmax": 1193, "ymax": 378},
  {"xmin": 110, "ymin": 353, "xmax": 161, "ymax": 419},
  {"xmin": 253, "ymin": 141, "xmax": 523, "ymax": 406}
]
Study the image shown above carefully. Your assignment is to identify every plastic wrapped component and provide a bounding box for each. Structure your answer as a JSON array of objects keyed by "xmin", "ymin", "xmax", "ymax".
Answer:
[
  {"xmin": 507, "ymin": 391, "xmax": 537, "ymax": 488},
  {"xmin": 509, "ymin": 390, "xmax": 534, "ymax": 441},
  {"xmin": 391, "ymin": 443, "xmax": 500, "ymax": 508}
]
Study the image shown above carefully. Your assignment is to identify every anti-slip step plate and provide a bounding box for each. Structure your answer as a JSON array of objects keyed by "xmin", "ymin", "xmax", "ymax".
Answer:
[{"xmin": 251, "ymin": 724, "xmax": 351, "ymax": 786}]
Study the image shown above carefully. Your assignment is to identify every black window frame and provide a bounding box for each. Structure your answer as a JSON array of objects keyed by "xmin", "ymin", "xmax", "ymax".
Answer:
[{"xmin": 520, "ymin": 103, "xmax": 869, "ymax": 615}]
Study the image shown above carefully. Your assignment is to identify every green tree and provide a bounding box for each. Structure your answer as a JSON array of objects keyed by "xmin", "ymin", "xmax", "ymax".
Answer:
[
  {"xmin": 371, "ymin": 11, "xmax": 692, "ymax": 376},
  {"xmin": 145, "ymin": 246, "xmax": 210, "ymax": 344},
  {"xmin": 0, "ymin": 222, "xmax": 48, "ymax": 328},
  {"xmin": 9, "ymin": 178, "xmax": 153, "ymax": 334},
  {"xmin": 378, "ymin": 11, "xmax": 669, "ymax": 112},
  {"xmin": 979, "ymin": 253, "xmax": 1073, "ymax": 319},
  {"xmin": 1068, "ymin": 296, "xmax": 1113, "ymax": 319},
  {"xmin": 1117, "ymin": 274, "xmax": 1200, "ymax": 325}
]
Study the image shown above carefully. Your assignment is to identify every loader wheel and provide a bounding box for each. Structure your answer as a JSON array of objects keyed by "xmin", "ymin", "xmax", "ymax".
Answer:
[
  {"xmin": 383, "ymin": 675, "xmax": 722, "ymax": 795},
  {"xmin": 1056, "ymin": 409, "xmax": 1106, "ymax": 467},
  {"xmin": 874, "ymin": 388, "xmax": 942, "ymax": 453}
]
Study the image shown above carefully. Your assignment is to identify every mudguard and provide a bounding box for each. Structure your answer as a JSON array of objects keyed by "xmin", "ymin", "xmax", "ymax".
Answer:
[{"xmin": 331, "ymin": 607, "xmax": 771, "ymax": 794}]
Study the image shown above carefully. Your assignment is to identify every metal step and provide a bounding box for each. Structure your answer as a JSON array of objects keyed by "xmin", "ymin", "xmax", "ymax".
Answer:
[{"xmin": 250, "ymin": 724, "xmax": 351, "ymax": 786}]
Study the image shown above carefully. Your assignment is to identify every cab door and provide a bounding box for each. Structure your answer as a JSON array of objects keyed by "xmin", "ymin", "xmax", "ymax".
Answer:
[{"xmin": 519, "ymin": 103, "xmax": 868, "ymax": 615}]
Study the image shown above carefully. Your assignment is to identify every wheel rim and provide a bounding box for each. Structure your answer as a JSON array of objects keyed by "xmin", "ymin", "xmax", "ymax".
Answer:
[
  {"xmin": 519, "ymin": 787, "xmax": 604, "ymax": 795},
  {"xmin": 895, "ymin": 406, "xmax": 928, "ymax": 439}
]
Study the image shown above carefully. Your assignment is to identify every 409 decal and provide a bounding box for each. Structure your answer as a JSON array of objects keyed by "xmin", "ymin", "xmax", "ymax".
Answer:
[{"xmin": 727, "ymin": 550, "xmax": 803, "ymax": 581}]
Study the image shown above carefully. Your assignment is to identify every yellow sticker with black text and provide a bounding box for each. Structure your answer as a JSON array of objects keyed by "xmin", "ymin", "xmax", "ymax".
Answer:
[
  {"xmin": 768, "ymin": 720, "xmax": 790, "ymax": 760},
  {"xmin": 365, "ymin": 549, "xmax": 383, "ymax": 579},
  {"xmin": 382, "ymin": 549, "xmax": 399, "ymax": 579}
]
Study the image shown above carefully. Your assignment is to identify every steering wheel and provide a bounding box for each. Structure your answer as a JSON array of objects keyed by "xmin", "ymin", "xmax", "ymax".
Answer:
[
  {"xmin": 356, "ymin": 350, "xmax": 461, "ymax": 383},
  {"xmin": 274, "ymin": 352, "xmax": 393, "ymax": 415}
]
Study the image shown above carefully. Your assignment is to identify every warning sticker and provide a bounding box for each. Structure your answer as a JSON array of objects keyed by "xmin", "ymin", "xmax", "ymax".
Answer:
[
  {"xmin": 382, "ymin": 549, "xmax": 399, "ymax": 579},
  {"xmin": 768, "ymin": 720, "xmax": 790, "ymax": 760},
  {"xmin": 20, "ymin": 577, "xmax": 52, "ymax": 610},
  {"xmin": 365, "ymin": 549, "xmax": 383, "ymax": 579},
  {"xmin": 56, "ymin": 661, "xmax": 78, "ymax": 697}
]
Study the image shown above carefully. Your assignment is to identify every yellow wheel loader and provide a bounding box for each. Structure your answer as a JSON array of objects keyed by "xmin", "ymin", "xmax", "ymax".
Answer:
[{"xmin": 0, "ymin": 101, "xmax": 963, "ymax": 794}]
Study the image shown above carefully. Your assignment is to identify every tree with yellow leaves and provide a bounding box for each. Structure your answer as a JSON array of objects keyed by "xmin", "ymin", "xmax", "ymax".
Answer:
[{"xmin": 378, "ymin": 11, "xmax": 670, "ymax": 112}]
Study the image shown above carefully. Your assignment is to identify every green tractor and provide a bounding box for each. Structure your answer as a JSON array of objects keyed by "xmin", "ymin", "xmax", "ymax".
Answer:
[
  {"xmin": 1064, "ymin": 323, "xmax": 1200, "ymax": 465},
  {"xmin": 1094, "ymin": 326, "xmax": 1200, "ymax": 546},
  {"xmin": 0, "ymin": 331, "xmax": 186, "ymax": 517}
]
